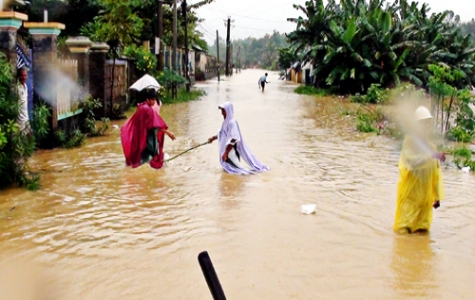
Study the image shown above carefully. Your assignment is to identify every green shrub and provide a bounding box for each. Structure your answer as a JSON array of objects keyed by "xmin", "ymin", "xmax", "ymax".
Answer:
[
  {"xmin": 351, "ymin": 84, "xmax": 387, "ymax": 104},
  {"xmin": 31, "ymin": 102, "xmax": 51, "ymax": 147},
  {"xmin": 446, "ymin": 126, "xmax": 474, "ymax": 143},
  {"xmin": 0, "ymin": 53, "xmax": 42, "ymax": 190},
  {"xmin": 161, "ymin": 88, "xmax": 205, "ymax": 104},
  {"xmin": 355, "ymin": 105, "xmax": 386, "ymax": 133},
  {"xmin": 55, "ymin": 129, "xmax": 85, "ymax": 149},
  {"xmin": 351, "ymin": 93, "xmax": 367, "ymax": 103},
  {"xmin": 123, "ymin": 45, "xmax": 157, "ymax": 73},
  {"xmin": 81, "ymin": 97, "xmax": 110, "ymax": 137},
  {"xmin": 366, "ymin": 84, "xmax": 388, "ymax": 104},
  {"xmin": 356, "ymin": 112, "xmax": 376, "ymax": 132},
  {"xmin": 451, "ymin": 146, "xmax": 475, "ymax": 170},
  {"xmin": 155, "ymin": 69, "xmax": 188, "ymax": 96},
  {"xmin": 294, "ymin": 85, "xmax": 330, "ymax": 96}
]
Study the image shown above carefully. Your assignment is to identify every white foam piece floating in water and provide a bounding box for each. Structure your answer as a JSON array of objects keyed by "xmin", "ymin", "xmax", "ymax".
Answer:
[
  {"xmin": 300, "ymin": 204, "xmax": 317, "ymax": 215},
  {"xmin": 462, "ymin": 166, "xmax": 471, "ymax": 173},
  {"xmin": 113, "ymin": 124, "xmax": 119, "ymax": 129}
]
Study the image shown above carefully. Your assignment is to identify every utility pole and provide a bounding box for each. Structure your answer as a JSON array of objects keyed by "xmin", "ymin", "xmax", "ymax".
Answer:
[
  {"xmin": 225, "ymin": 17, "xmax": 231, "ymax": 76},
  {"xmin": 182, "ymin": 0, "xmax": 190, "ymax": 92},
  {"xmin": 172, "ymin": 0, "xmax": 177, "ymax": 98},
  {"xmin": 156, "ymin": 0, "xmax": 164, "ymax": 71},
  {"xmin": 237, "ymin": 45, "xmax": 241, "ymax": 73},
  {"xmin": 216, "ymin": 30, "xmax": 220, "ymax": 82}
]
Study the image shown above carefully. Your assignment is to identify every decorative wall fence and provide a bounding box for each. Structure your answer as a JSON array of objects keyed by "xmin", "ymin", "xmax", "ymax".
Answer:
[
  {"xmin": 56, "ymin": 58, "xmax": 80, "ymax": 120},
  {"xmin": 105, "ymin": 60, "xmax": 127, "ymax": 104}
]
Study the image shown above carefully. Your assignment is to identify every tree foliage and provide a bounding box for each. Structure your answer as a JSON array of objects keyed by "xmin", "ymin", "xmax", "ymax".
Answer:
[
  {"xmin": 17, "ymin": 0, "xmax": 209, "ymax": 53},
  {"xmin": 460, "ymin": 19, "xmax": 475, "ymax": 42},
  {"xmin": 80, "ymin": 0, "xmax": 144, "ymax": 46},
  {"xmin": 0, "ymin": 54, "xmax": 49, "ymax": 190},
  {"xmin": 207, "ymin": 31, "xmax": 288, "ymax": 70},
  {"xmin": 287, "ymin": 0, "xmax": 475, "ymax": 94},
  {"xmin": 277, "ymin": 47, "xmax": 299, "ymax": 69},
  {"xmin": 15, "ymin": 0, "xmax": 99, "ymax": 37}
]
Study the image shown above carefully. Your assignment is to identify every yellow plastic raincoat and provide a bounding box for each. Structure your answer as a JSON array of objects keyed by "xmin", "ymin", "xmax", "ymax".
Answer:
[{"xmin": 394, "ymin": 135, "xmax": 444, "ymax": 233}]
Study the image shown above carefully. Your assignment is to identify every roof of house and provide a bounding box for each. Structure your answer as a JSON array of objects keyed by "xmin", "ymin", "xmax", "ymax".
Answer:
[
  {"xmin": 192, "ymin": 44, "xmax": 207, "ymax": 53},
  {"xmin": 14, "ymin": 0, "xmax": 28, "ymax": 6}
]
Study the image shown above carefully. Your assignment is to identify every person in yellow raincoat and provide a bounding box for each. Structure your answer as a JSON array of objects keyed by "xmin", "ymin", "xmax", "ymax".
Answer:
[{"xmin": 394, "ymin": 106, "xmax": 445, "ymax": 234}]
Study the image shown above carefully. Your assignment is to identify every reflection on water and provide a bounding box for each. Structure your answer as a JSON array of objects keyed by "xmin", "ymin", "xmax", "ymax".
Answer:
[
  {"xmin": 0, "ymin": 256, "xmax": 63, "ymax": 300},
  {"xmin": 218, "ymin": 173, "xmax": 247, "ymax": 199},
  {"xmin": 391, "ymin": 235, "xmax": 438, "ymax": 298},
  {"xmin": 0, "ymin": 70, "xmax": 474, "ymax": 299}
]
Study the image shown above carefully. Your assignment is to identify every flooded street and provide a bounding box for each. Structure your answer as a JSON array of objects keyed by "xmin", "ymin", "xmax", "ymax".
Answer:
[{"xmin": 1, "ymin": 69, "xmax": 475, "ymax": 299}]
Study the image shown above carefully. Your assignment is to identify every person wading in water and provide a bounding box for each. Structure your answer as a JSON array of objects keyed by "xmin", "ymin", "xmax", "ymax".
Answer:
[
  {"xmin": 394, "ymin": 106, "xmax": 445, "ymax": 234},
  {"xmin": 120, "ymin": 89, "xmax": 175, "ymax": 169},
  {"xmin": 208, "ymin": 101, "xmax": 269, "ymax": 175},
  {"xmin": 258, "ymin": 73, "xmax": 269, "ymax": 92}
]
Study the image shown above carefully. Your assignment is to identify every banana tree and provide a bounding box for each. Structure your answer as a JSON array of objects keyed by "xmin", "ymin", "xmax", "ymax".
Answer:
[{"xmin": 286, "ymin": 0, "xmax": 475, "ymax": 93}]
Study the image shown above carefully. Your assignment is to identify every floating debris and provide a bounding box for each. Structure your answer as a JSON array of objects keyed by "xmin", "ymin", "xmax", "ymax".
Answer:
[{"xmin": 300, "ymin": 204, "xmax": 317, "ymax": 215}]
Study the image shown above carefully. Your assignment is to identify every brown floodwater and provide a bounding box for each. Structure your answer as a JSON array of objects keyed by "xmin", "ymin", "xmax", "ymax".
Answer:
[{"xmin": 0, "ymin": 69, "xmax": 474, "ymax": 299}]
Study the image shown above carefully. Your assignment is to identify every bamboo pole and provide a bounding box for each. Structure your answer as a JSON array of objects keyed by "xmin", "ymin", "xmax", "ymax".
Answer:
[{"xmin": 164, "ymin": 141, "xmax": 209, "ymax": 162}]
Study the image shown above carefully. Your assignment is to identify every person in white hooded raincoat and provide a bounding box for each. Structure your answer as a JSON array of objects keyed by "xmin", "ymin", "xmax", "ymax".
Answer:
[{"xmin": 208, "ymin": 101, "xmax": 269, "ymax": 175}]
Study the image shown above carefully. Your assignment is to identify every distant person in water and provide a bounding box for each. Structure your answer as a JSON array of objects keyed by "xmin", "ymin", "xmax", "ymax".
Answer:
[
  {"xmin": 258, "ymin": 73, "xmax": 269, "ymax": 92},
  {"xmin": 394, "ymin": 106, "xmax": 445, "ymax": 234},
  {"xmin": 208, "ymin": 101, "xmax": 269, "ymax": 175},
  {"xmin": 120, "ymin": 89, "xmax": 175, "ymax": 169}
]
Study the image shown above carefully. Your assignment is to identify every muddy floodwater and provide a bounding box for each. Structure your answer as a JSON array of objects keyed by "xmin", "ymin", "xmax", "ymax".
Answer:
[{"xmin": 0, "ymin": 69, "xmax": 474, "ymax": 299}]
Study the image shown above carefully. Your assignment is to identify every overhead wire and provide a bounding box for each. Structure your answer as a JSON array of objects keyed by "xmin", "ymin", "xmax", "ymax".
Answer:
[
  {"xmin": 233, "ymin": 25, "xmax": 281, "ymax": 32},
  {"xmin": 215, "ymin": 0, "xmax": 230, "ymax": 16},
  {"xmin": 194, "ymin": 11, "xmax": 220, "ymax": 41},
  {"xmin": 202, "ymin": 8, "xmax": 290, "ymax": 23},
  {"xmin": 234, "ymin": 0, "xmax": 298, "ymax": 18},
  {"xmin": 197, "ymin": 24, "xmax": 216, "ymax": 39},
  {"xmin": 195, "ymin": 0, "xmax": 300, "ymax": 41}
]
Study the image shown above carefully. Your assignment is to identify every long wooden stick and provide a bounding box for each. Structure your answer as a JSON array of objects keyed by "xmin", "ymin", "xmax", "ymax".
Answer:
[
  {"xmin": 37, "ymin": 141, "xmax": 209, "ymax": 172},
  {"xmin": 164, "ymin": 141, "xmax": 209, "ymax": 162}
]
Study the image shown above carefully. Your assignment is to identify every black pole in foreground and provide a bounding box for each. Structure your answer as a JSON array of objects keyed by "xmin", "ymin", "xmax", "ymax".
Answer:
[{"xmin": 198, "ymin": 251, "xmax": 227, "ymax": 300}]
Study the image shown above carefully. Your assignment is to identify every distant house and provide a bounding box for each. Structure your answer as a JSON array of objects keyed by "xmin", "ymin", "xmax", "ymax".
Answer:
[
  {"xmin": 193, "ymin": 45, "xmax": 223, "ymax": 81},
  {"xmin": 193, "ymin": 44, "xmax": 208, "ymax": 80},
  {"xmin": 289, "ymin": 62, "xmax": 302, "ymax": 83},
  {"xmin": 287, "ymin": 61, "xmax": 314, "ymax": 85},
  {"xmin": 302, "ymin": 62, "xmax": 314, "ymax": 86}
]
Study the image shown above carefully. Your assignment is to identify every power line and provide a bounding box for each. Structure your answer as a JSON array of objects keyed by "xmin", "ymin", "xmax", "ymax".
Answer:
[
  {"xmin": 202, "ymin": 20, "xmax": 218, "ymax": 33},
  {"xmin": 200, "ymin": 6, "xmax": 224, "ymax": 21},
  {"xmin": 194, "ymin": 10, "xmax": 220, "ymax": 41},
  {"xmin": 197, "ymin": 25, "xmax": 216, "ymax": 40},
  {"xmin": 197, "ymin": 24, "xmax": 216, "ymax": 39},
  {"xmin": 233, "ymin": 25, "xmax": 280, "ymax": 32},
  {"xmin": 215, "ymin": 0, "xmax": 229, "ymax": 16},
  {"xmin": 203, "ymin": 0, "xmax": 298, "ymax": 24},
  {"xmin": 234, "ymin": 0, "xmax": 297, "ymax": 18},
  {"xmin": 246, "ymin": 1, "xmax": 298, "ymax": 18},
  {"xmin": 195, "ymin": 11, "xmax": 217, "ymax": 32},
  {"xmin": 235, "ymin": 15, "xmax": 289, "ymax": 23},
  {"xmin": 202, "ymin": 8, "xmax": 289, "ymax": 23}
]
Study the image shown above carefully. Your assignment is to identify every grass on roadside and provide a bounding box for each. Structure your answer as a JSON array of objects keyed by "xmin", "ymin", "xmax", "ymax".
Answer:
[
  {"xmin": 294, "ymin": 85, "xmax": 331, "ymax": 96},
  {"xmin": 161, "ymin": 88, "xmax": 206, "ymax": 104}
]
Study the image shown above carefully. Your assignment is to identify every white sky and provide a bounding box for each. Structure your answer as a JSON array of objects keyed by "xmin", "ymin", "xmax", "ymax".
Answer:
[{"xmin": 192, "ymin": 0, "xmax": 474, "ymax": 44}]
